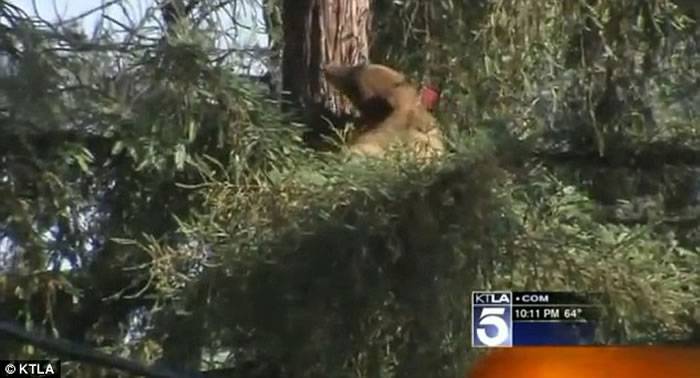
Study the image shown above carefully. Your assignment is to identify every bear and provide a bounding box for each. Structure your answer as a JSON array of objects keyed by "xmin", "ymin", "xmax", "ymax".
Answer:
[{"xmin": 321, "ymin": 63, "xmax": 444, "ymax": 159}]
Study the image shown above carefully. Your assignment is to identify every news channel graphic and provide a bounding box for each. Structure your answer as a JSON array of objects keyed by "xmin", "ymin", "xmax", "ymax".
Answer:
[
  {"xmin": 466, "ymin": 346, "xmax": 700, "ymax": 378},
  {"xmin": 471, "ymin": 291, "xmax": 601, "ymax": 347},
  {"xmin": 1, "ymin": 360, "xmax": 60, "ymax": 377}
]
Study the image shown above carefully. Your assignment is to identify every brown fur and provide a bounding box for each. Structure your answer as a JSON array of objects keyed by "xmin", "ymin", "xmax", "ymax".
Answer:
[{"xmin": 322, "ymin": 63, "xmax": 444, "ymax": 159}]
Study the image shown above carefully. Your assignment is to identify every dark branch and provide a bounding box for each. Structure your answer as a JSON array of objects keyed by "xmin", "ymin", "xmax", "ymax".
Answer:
[
  {"xmin": 535, "ymin": 141, "xmax": 700, "ymax": 170},
  {"xmin": 0, "ymin": 321, "xmax": 202, "ymax": 378}
]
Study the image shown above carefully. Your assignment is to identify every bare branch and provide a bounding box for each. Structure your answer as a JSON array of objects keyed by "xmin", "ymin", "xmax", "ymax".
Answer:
[{"xmin": 55, "ymin": 0, "xmax": 124, "ymax": 28}]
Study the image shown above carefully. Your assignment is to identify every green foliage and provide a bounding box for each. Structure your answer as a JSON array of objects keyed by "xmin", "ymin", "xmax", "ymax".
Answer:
[
  {"xmin": 501, "ymin": 168, "xmax": 698, "ymax": 343},
  {"xmin": 171, "ymin": 128, "xmax": 697, "ymax": 377},
  {"xmin": 0, "ymin": 2, "xmax": 302, "ymax": 373},
  {"xmin": 177, "ymin": 143, "xmax": 505, "ymax": 377},
  {"xmin": 364, "ymin": 0, "xmax": 700, "ymax": 374},
  {"xmin": 374, "ymin": 0, "xmax": 700, "ymax": 148},
  {"xmin": 1, "ymin": 1, "xmax": 699, "ymax": 378}
]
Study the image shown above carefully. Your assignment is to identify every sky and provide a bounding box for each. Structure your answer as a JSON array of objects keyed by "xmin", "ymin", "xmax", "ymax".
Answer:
[
  {"xmin": 13, "ymin": 0, "xmax": 268, "ymax": 47},
  {"xmin": 16, "ymin": 0, "xmax": 151, "ymax": 27},
  {"xmin": 14, "ymin": 0, "xmax": 269, "ymax": 74}
]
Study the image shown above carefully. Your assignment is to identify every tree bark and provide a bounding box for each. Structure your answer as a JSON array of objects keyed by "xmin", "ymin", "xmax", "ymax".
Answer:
[
  {"xmin": 318, "ymin": 0, "xmax": 372, "ymax": 114},
  {"xmin": 282, "ymin": 0, "xmax": 371, "ymax": 130},
  {"xmin": 263, "ymin": 0, "xmax": 284, "ymax": 100}
]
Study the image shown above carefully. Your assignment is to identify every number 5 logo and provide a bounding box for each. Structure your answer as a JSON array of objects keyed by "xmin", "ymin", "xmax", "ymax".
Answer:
[{"xmin": 476, "ymin": 307, "xmax": 510, "ymax": 346}]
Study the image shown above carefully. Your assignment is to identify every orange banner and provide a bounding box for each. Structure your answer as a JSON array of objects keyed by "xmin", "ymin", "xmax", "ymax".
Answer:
[{"xmin": 468, "ymin": 346, "xmax": 700, "ymax": 378}]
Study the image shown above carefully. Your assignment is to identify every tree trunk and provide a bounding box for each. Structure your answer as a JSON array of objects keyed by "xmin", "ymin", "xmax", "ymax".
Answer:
[
  {"xmin": 282, "ymin": 0, "xmax": 372, "ymax": 130},
  {"xmin": 263, "ymin": 0, "xmax": 284, "ymax": 100},
  {"xmin": 318, "ymin": 0, "xmax": 372, "ymax": 114}
]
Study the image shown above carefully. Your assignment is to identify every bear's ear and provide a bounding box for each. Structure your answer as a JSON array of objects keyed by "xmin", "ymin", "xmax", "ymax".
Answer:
[
  {"xmin": 322, "ymin": 63, "xmax": 366, "ymax": 84},
  {"xmin": 322, "ymin": 63, "xmax": 368, "ymax": 107},
  {"xmin": 322, "ymin": 64, "xmax": 348, "ymax": 91}
]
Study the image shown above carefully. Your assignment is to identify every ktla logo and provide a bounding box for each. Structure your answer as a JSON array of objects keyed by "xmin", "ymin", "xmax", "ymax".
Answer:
[
  {"xmin": 472, "ymin": 291, "xmax": 512, "ymax": 348},
  {"xmin": 1, "ymin": 360, "xmax": 59, "ymax": 377}
]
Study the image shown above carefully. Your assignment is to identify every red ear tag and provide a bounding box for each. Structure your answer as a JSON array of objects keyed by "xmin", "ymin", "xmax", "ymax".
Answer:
[{"xmin": 420, "ymin": 85, "xmax": 440, "ymax": 111}]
